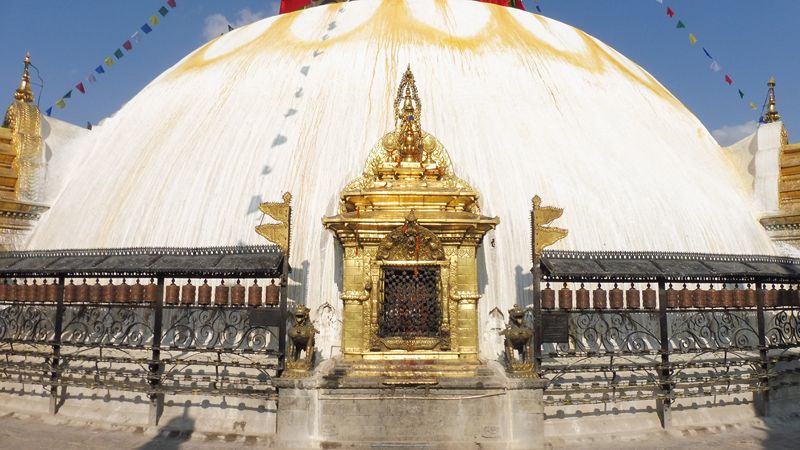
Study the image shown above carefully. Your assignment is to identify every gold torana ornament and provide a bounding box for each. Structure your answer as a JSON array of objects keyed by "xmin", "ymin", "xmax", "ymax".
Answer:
[
  {"xmin": 341, "ymin": 66, "xmax": 474, "ymax": 198},
  {"xmin": 255, "ymin": 192, "xmax": 292, "ymax": 254},
  {"xmin": 531, "ymin": 195, "xmax": 567, "ymax": 258},
  {"xmin": 323, "ymin": 66, "xmax": 498, "ymax": 375}
]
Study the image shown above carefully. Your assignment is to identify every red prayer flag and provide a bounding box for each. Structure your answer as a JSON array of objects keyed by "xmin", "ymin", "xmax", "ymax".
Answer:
[
  {"xmin": 725, "ymin": 75, "xmax": 733, "ymax": 85},
  {"xmin": 75, "ymin": 82, "xmax": 85, "ymax": 94},
  {"xmin": 666, "ymin": 7, "xmax": 674, "ymax": 18},
  {"xmin": 280, "ymin": 0, "xmax": 311, "ymax": 14},
  {"xmin": 122, "ymin": 40, "xmax": 133, "ymax": 51},
  {"xmin": 167, "ymin": 0, "xmax": 177, "ymax": 7}
]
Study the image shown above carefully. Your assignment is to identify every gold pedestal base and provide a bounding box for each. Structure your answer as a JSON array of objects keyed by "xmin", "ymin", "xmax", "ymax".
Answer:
[{"xmin": 336, "ymin": 352, "xmax": 483, "ymax": 379}]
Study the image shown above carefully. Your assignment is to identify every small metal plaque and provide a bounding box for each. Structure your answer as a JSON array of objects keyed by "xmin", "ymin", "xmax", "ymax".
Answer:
[
  {"xmin": 249, "ymin": 309, "xmax": 278, "ymax": 327},
  {"xmin": 541, "ymin": 312, "xmax": 569, "ymax": 343}
]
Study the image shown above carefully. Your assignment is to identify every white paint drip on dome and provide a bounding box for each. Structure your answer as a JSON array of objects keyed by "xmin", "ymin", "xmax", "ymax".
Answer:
[
  {"xmin": 410, "ymin": 0, "xmax": 490, "ymax": 38},
  {"xmin": 324, "ymin": 0, "xmax": 382, "ymax": 37},
  {"xmin": 289, "ymin": 1, "xmax": 381, "ymax": 43},
  {"xmin": 289, "ymin": 3, "xmax": 337, "ymax": 41},
  {"xmin": 204, "ymin": 18, "xmax": 275, "ymax": 60},
  {"xmin": 510, "ymin": 7, "xmax": 586, "ymax": 53}
]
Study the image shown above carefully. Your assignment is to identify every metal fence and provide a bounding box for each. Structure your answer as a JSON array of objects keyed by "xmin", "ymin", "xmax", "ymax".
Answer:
[
  {"xmin": 533, "ymin": 251, "xmax": 800, "ymax": 423},
  {"xmin": 0, "ymin": 246, "xmax": 288, "ymax": 423}
]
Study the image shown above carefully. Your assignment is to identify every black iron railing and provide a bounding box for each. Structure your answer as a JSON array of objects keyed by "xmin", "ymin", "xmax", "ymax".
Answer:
[
  {"xmin": 0, "ymin": 246, "xmax": 289, "ymax": 423},
  {"xmin": 533, "ymin": 251, "xmax": 800, "ymax": 425}
]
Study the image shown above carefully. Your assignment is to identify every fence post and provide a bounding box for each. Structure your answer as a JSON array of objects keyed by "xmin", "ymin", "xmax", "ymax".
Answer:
[
  {"xmin": 755, "ymin": 281, "xmax": 769, "ymax": 417},
  {"xmin": 49, "ymin": 275, "xmax": 65, "ymax": 415},
  {"xmin": 148, "ymin": 276, "xmax": 164, "ymax": 426},
  {"xmin": 278, "ymin": 258, "xmax": 289, "ymax": 376},
  {"xmin": 531, "ymin": 260, "xmax": 543, "ymax": 374},
  {"xmin": 656, "ymin": 279, "xmax": 671, "ymax": 429}
]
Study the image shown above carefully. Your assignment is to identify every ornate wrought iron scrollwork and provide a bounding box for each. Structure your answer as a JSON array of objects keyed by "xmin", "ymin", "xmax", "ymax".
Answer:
[
  {"xmin": 161, "ymin": 307, "xmax": 278, "ymax": 352},
  {"xmin": 765, "ymin": 309, "xmax": 800, "ymax": 347},
  {"xmin": 553, "ymin": 312, "xmax": 661, "ymax": 354},
  {"xmin": 669, "ymin": 311, "xmax": 758, "ymax": 351},
  {"xmin": 61, "ymin": 306, "xmax": 154, "ymax": 348},
  {"xmin": 0, "ymin": 304, "xmax": 56, "ymax": 342}
]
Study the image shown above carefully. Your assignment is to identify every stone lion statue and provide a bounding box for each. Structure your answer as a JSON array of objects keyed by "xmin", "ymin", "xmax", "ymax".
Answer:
[
  {"xmin": 286, "ymin": 305, "xmax": 319, "ymax": 372},
  {"xmin": 499, "ymin": 304, "xmax": 534, "ymax": 373}
]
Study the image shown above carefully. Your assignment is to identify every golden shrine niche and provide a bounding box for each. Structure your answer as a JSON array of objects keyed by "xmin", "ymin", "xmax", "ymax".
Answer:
[{"xmin": 323, "ymin": 67, "xmax": 499, "ymax": 372}]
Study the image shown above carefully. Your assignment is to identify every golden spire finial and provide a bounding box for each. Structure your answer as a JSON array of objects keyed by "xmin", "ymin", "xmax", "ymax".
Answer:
[
  {"xmin": 762, "ymin": 76, "xmax": 781, "ymax": 123},
  {"xmin": 14, "ymin": 52, "xmax": 34, "ymax": 103},
  {"xmin": 393, "ymin": 65, "xmax": 423, "ymax": 162}
]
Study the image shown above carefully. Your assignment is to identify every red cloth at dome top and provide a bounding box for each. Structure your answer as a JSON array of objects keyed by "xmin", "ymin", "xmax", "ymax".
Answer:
[
  {"xmin": 280, "ymin": 0, "xmax": 311, "ymax": 15},
  {"xmin": 477, "ymin": 0, "xmax": 526, "ymax": 10}
]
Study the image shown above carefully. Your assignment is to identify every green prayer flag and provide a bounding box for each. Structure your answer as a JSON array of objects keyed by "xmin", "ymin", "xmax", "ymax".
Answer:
[
  {"xmin": 63, "ymin": 90, "xmax": 72, "ymax": 99},
  {"xmin": 159, "ymin": 6, "xmax": 169, "ymax": 16},
  {"xmin": 738, "ymin": 89, "xmax": 744, "ymax": 99},
  {"xmin": 676, "ymin": 20, "xmax": 685, "ymax": 29},
  {"xmin": 114, "ymin": 48, "xmax": 124, "ymax": 59}
]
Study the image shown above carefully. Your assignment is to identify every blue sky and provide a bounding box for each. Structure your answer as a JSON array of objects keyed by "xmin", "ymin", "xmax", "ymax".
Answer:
[{"xmin": 1, "ymin": 0, "xmax": 797, "ymax": 145}]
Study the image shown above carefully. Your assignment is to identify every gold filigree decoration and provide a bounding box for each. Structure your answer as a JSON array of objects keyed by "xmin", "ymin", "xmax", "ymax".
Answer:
[
  {"xmin": 339, "ymin": 66, "xmax": 476, "ymax": 200},
  {"xmin": 376, "ymin": 210, "xmax": 445, "ymax": 261},
  {"xmin": 255, "ymin": 192, "xmax": 292, "ymax": 254},
  {"xmin": 532, "ymin": 195, "xmax": 567, "ymax": 258}
]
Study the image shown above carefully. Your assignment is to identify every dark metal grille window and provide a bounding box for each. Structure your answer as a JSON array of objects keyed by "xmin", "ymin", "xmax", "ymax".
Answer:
[{"xmin": 379, "ymin": 267, "xmax": 441, "ymax": 338}]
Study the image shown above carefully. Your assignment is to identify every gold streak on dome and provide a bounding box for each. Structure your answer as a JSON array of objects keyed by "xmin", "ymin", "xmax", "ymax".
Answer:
[{"xmin": 14, "ymin": 52, "xmax": 34, "ymax": 103}]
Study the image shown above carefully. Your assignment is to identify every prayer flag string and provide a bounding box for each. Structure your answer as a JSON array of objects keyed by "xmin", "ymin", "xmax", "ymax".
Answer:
[
  {"xmin": 657, "ymin": 1, "xmax": 758, "ymax": 111},
  {"xmin": 45, "ymin": 1, "xmax": 178, "ymax": 117}
]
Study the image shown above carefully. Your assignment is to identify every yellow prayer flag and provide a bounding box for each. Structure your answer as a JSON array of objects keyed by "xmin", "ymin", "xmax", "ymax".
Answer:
[
  {"xmin": 104, "ymin": 56, "xmax": 114, "ymax": 67},
  {"xmin": 149, "ymin": 15, "xmax": 160, "ymax": 26},
  {"xmin": 689, "ymin": 34, "xmax": 698, "ymax": 45},
  {"xmin": 55, "ymin": 99, "xmax": 66, "ymax": 109},
  {"xmin": 750, "ymin": 102, "xmax": 758, "ymax": 110}
]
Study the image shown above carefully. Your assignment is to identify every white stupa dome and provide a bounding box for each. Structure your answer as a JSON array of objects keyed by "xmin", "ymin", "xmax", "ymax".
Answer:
[{"xmin": 29, "ymin": 0, "xmax": 775, "ymax": 357}]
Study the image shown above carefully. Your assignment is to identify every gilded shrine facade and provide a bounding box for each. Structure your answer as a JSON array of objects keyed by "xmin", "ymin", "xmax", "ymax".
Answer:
[{"xmin": 322, "ymin": 68, "xmax": 498, "ymax": 374}]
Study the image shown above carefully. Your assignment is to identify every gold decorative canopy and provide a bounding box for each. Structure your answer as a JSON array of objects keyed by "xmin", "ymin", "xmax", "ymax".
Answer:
[
  {"xmin": 340, "ymin": 67, "xmax": 474, "ymax": 200},
  {"xmin": 323, "ymin": 67, "xmax": 499, "ymax": 375},
  {"xmin": 762, "ymin": 77, "xmax": 781, "ymax": 124}
]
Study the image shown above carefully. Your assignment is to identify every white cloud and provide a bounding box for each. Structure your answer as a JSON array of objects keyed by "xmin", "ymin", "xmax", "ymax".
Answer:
[
  {"xmin": 711, "ymin": 120, "xmax": 758, "ymax": 147},
  {"xmin": 203, "ymin": 6, "xmax": 277, "ymax": 41}
]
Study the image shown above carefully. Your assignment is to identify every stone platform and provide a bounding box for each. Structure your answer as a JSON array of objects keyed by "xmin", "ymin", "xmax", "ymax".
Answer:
[{"xmin": 274, "ymin": 359, "xmax": 546, "ymax": 449}]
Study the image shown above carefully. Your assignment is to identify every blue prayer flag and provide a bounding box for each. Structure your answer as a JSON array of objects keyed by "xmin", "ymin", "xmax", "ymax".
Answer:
[
  {"xmin": 536, "ymin": 6, "xmax": 541, "ymax": 12},
  {"xmin": 45, "ymin": 107, "xmax": 52, "ymax": 117},
  {"xmin": 95, "ymin": 65, "xmax": 105, "ymax": 74},
  {"xmin": 703, "ymin": 47, "xmax": 713, "ymax": 59},
  {"xmin": 141, "ymin": 23, "xmax": 153, "ymax": 34}
]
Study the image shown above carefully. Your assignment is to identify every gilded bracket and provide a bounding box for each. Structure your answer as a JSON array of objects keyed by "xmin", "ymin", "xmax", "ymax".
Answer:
[
  {"xmin": 255, "ymin": 192, "xmax": 292, "ymax": 254},
  {"xmin": 531, "ymin": 195, "xmax": 567, "ymax": 259}
]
